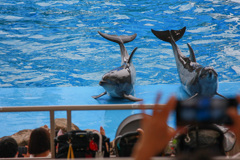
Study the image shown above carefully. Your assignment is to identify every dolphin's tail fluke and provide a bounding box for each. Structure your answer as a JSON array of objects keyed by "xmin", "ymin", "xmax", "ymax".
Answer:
[
  {"xmin": 151, "ymin": 27, "xmax": 186, "ymax": 43},
  {"xmin": 98, "ymin": 31, "xmax": 137, "ymax": 44},
  {"xmin": 98, "ymin": 31, "xmax": 137, "ymax": 63}
]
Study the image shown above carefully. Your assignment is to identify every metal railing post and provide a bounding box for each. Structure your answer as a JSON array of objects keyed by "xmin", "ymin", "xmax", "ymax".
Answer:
[
  {"xmin": 67, "ymin": 110, "xmax": 72, "ymax": 132},
  {"xmin": 50, "ymin": 110, "xmax": 55, "ymax": 158}
]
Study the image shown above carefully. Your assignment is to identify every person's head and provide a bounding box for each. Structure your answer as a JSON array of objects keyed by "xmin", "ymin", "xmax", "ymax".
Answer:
[
  {"xmin": 0, "ymin": 137, "xmax": 18, "ymax": 158},
  {"xmin": 28, "ymin": 127, "xmax": 50, "ymax": 155}
]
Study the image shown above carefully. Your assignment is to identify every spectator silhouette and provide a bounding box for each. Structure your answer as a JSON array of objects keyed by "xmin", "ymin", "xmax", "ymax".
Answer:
[
  {"xmin": 0, "ymin": 137, "xmax": 18, "ymax": 158},
  {"xmin": 28, "ymin": 127, "xmax": 51, "ymax": 158}
]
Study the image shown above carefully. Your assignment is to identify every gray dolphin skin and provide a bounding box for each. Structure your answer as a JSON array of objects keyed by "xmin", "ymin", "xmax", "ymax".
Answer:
[
  {"xmin": 151, "ymin": 27, "xmax": 227, "ymax": 100},
  {"xmin": 92, "ymin": 31, "xmax": 143, "ymax": 101}
]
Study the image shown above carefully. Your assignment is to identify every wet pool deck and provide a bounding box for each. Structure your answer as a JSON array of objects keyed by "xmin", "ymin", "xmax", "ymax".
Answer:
[{"xmin": 0, "ymin": 82, "xmax": 239, "ymax": 107}]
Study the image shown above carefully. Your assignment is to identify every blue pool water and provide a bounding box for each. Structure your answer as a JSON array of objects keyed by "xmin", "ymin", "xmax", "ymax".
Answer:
[
  {"xmin": 0, "ymin": 0, "xmax": 240, "ymax": 140},
  {"xmin": 1, "ymin": 0, "xmax": 240, "ymax": 87}
]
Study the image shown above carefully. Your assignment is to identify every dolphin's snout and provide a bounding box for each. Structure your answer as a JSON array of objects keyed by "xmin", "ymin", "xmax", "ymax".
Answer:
[
  {"xmin": 208, "ymin": 69, "xmax": 218, "ymax": 78},
  {"xmin": 99, "ymin": 80, "xmax": 107, "ymax": 86},
  {"xmin": 208, "ymin": 69, "xmax": 212, "ymax": 75}
]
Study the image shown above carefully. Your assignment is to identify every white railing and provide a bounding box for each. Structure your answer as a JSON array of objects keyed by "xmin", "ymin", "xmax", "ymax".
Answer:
[{"xmin": 0, "ymin": 104, "xmax": 157, "ymax": 158}]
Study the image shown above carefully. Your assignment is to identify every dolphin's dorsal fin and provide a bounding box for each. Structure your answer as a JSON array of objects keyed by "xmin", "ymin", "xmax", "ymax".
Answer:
[
  {"xmin": 151, "ymin": 27, "xmax": 186, "ymax": 43},
  {"xmin": 98, "ymin": 31, "xmax": 137, "ymax": 64},
  {"xmin": 187, "ymin": 43, "xmax": 196, "ymax": 62},
  {"xmin": 127, "ymin": 47, "xmax": 138, "ymax": 64}
]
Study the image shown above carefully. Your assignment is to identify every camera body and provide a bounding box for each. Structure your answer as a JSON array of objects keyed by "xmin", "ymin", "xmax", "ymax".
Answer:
[
  {"xmin": 18, "ymin": 146, "xmax": 27, "ymax": 157},
  {"xmin": 176, "ymin": 98, "xmax": 237, "ymax": 126}
]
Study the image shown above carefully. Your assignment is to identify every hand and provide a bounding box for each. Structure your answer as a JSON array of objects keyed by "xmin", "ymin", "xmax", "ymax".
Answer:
[
  {"xmin": 100, "ymin": 126, "xmax": 106, "ymax": 136},
  {"xmin": 227, "ymin": 95, "xmax": 240, "ymax": 144},
  {"xmin": 132, "ymin": 94, "xmax": 182, "ymax": 160},
  {"xmin": 22, "ymin": 145, "xmax": 30, "ymax": 158}
]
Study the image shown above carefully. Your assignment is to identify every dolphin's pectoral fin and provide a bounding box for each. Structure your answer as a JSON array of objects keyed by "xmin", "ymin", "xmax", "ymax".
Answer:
[
  {"xmin": 123, "ymin": 93, "xmax": 143, "ymax": 102},
  {"xmin": 216, "ymin": 92, "xmax": 228, "ymax": 99},
  {"xmin": 186, "ymin": 93, "xmax": 199, "ymax": 101},
  {"xmin": 92, "ymin": 91, "xmax": 107, "ymax": 99}
]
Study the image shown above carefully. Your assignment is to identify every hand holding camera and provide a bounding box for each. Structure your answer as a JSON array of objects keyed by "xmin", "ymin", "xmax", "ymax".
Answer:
[{"xmin": 176, "ymin": 97, "xmax": 239, "ymax": 126}]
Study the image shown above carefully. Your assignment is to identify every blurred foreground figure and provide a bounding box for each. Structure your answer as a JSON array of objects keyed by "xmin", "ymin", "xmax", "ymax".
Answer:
[
  {"xmin": 132, "ymin": 94, "xmax": 182, "ymax": 160},
  {"xmin": 132, "ymin": 94, "xmax": 240, "ymax": 160}
]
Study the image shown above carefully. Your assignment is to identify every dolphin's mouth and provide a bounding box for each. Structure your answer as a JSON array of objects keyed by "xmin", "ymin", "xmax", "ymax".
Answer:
[
  {"xmin": 208, "ymin": 69, "xmax": 218, "ymax": 78},
  {"xmin": 100, "ymin": 79, "xmax": 118, "ymax": 86},
  {"xmin": 99, "ymin": 80, "xmax": 107, "ymax": 86}
]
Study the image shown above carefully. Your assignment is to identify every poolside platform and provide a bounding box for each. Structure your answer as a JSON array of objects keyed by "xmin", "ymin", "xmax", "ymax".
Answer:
[{"xmin": 1, "ymin": 82, "xmax": 239, "ymax": 107}]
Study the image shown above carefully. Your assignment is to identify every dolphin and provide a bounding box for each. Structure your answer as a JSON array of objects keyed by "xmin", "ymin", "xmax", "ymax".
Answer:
[
  {"xmin": 151, "ymin": 27, "xmax": 226, "ymax": 100},
  {"xmin": 92, "ymin": 31, "xmax": 143, "ymax": 101}
]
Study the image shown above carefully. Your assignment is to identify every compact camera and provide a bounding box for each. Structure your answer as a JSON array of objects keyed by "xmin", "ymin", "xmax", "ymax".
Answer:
[
  {"xmin": 18, "ymin": 146, "xmax": 27, "ymax": 157},
  {"xmin": 176, "ymin": 98, "xmax": 238, "ymax": 126}
]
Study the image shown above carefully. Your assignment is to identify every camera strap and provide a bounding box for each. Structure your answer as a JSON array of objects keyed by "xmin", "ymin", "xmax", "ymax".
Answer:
[{"xmin": 67, "ymin": 140, "xmax": 74, "ymax": 159}]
